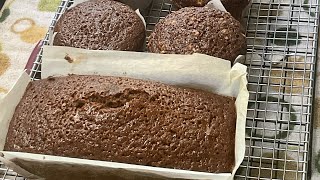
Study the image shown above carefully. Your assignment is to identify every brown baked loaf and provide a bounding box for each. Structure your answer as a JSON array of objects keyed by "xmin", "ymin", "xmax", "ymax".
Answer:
[
  {"xmin": 53, "ymin": 0, "xmax": 145, "ymax": 51},
  {"xmin": 5, "ymin": 75, "xmax": 236, "ymax": 173},
  {"xmin": 148, "ymin": 7, "xmax": 246, "ymax": 63},
  {"xmin": 171, "ymin": 0, "xmax": 249, "ymax": 21}
]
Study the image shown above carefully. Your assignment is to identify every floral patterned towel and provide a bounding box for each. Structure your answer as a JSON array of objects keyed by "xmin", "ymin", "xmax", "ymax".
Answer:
[{"xmin": 0, "ymin": 0, "xmax": 59, "ymax": 98}]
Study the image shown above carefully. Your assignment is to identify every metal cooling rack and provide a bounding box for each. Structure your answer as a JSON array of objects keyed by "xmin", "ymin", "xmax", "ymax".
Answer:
[{"xmin": 1, "ymin": 0, "xmax": 319, "ymax": 179}]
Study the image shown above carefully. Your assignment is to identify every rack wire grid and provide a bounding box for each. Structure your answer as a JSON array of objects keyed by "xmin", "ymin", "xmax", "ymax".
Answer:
[{"xmin": 1, "ymin": 0, "xmax": 319, "ymax": 179}]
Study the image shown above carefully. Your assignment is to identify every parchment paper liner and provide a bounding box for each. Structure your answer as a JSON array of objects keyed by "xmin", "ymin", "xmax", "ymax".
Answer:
[
  {"xmin": 48, "ymin": 0, "xmax": 247, "ymax": 64},
  {"xmin": 0, "ymin": 46, "xmax": 248, "ymax": 180}
]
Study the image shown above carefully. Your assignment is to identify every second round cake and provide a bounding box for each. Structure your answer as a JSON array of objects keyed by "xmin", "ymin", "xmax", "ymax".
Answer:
[
  {"xmin": 148, "ymin": 7, "xmax": 246, "ymax": 62},
  {"xmin": 53, "ymin": 0, "xmax": 146, "ymax": 51}
]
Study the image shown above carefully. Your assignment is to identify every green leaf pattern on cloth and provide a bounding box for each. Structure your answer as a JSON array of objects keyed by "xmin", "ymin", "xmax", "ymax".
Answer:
[
  {"xmin": 38, "ymin": 0, "xmax": 61, "ymax": 12},
  {"xmin": 0, "ymin": 8, "xmax": 10, "ymax": 23}
]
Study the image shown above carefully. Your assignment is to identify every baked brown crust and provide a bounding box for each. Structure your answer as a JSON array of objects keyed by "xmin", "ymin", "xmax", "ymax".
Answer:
[
  {"xmin": 53, "ymin": 0, "xmax": 145, "ymax": 51},
  {"xmin": 148, "ymin": 7, "xmax": 246, "ymax": 62},
  {"xmin": 5, "ymin": 75, "xmax": 236, "ymax": 173}
]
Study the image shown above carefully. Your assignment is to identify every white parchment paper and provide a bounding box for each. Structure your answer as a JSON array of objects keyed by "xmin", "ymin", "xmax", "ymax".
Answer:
[
  {"xmin": 206, "ymin": 0, "xmax": 227, "ymax": 12},
  {"xmin": 0, "ymin": 46, "xmax": 249, "ymax": 180}
]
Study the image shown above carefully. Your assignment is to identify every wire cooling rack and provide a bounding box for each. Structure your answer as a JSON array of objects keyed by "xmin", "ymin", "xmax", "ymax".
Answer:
[{"xmin": 1, "ymin": 0, "xmax": 319, "ymax": 179}]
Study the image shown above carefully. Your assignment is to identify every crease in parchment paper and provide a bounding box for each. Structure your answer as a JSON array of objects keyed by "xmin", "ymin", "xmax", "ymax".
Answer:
[
  {"xmin": 0, "ymin": 46, "xmax": 249, "ymax": 180},
  {"xmin": 206, "ymin": 0, "xmax": 227, "ymax": 12}
]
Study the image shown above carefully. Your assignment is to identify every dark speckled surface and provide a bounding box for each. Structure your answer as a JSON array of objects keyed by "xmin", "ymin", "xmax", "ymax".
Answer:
[{"xmin": 5, "ymin": 75, "xmax": 236, "ymax": 173}]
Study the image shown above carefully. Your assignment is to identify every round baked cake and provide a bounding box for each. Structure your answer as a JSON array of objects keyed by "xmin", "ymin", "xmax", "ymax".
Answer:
[
  {"xmin": 171, "ymin": 0, "xmax": 249, "ymax": 21},
  {"xmin": 148, "ymin": 7, "xmax": 246, "ymax": 62},
  {"xmin": 53, "ymin": 0, "xmax": 146, "ymax": 51}
]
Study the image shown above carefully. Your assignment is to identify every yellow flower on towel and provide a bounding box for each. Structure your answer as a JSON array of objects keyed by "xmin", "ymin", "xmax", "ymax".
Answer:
[
  {"xmin": 10, "ymin": 18, "xmax": 46, "ymax": 44},
  {"xmin": 0, "ymin": 41, "xmax": 10, "ymax": 76},
  {"xmin": 0, "ymin": 87, "xmax": 8, "ymax": 94},
  {"xmin": 0, "ymin": 52, "xmax": 10, "ymax": 76}
]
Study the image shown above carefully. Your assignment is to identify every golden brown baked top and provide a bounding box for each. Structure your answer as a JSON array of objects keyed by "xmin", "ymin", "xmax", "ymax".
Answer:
[
  {"xmin": 53, "ymin": 0, "xmax": 145, "ymax": 51},
  {"xmin": 5, "ymin": 75, "xmax": 236, "ymax": 173},
  {"xmin": 148, "ymin": 7, "xmax": 246, "ymax": 62}
]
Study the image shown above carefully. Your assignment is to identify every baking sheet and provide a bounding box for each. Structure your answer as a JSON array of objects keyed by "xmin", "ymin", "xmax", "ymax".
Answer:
[{"xmin": 0, "ymin": 45, "xmax": 248, "ymax": 180}]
